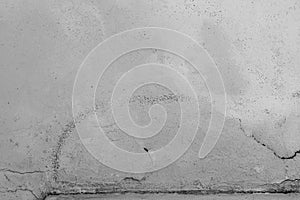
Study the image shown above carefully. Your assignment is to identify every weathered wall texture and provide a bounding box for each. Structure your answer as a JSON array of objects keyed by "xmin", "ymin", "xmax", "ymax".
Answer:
[{"xmin": 0, "ymin": 0, "xmax": 300, "ymax": 199}]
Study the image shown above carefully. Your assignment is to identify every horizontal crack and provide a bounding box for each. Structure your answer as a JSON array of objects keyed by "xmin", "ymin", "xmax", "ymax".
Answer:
[{"xmin": 0, "ymin": 168, "xmax": 49, "ymax": 175}]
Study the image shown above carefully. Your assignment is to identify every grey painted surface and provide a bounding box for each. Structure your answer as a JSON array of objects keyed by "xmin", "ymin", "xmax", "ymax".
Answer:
[{"xmin": 0, "ymin": 0, "xmax": 300, "ymax": 200}]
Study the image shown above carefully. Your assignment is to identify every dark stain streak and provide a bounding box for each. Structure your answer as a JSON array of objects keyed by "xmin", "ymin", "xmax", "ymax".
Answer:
[
  {"xmin": 51, "ymin": 107, "xmax": 97, "ymax": 182},
  {"xmin": 51, "ymin": 120, "xmax": 76, "ymax": 182},
  {"xmin": 143, "ymin": 147, "xmax": 149, "ymax": 152},
  {"xmin": 129, "ymin": 94, "xmax": 191, "ymax": 105}
]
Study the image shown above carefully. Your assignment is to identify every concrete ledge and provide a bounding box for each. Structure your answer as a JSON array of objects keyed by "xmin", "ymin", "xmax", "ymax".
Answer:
[{"xmin": 46, "ymin": 193, "xmax": 300, "ymax": 200}]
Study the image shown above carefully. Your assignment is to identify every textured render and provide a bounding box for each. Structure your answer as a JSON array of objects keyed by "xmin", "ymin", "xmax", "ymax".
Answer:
[{"xmin": 0, "ymin": 0, "xmax": 300, "ymax": 200}]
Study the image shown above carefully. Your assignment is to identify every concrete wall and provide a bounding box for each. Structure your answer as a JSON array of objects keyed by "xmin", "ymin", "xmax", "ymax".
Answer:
[{"xmin": 0, "ymin": 0, "xmax": 300, "ymax": 199}]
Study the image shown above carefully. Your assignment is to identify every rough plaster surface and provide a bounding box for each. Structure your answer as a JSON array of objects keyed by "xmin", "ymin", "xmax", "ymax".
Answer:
[{"xmin": 0, "ymin": 0, "xmax": 300, "ymax": 199}]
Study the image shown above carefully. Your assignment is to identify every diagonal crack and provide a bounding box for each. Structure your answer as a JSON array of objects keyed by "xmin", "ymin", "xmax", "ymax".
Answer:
[
  {"xmin": 250, "ymin": 134, "xmax": 300, "ymax": 160},
  {"xmin": 238, "ymin": 118, "xmax": 300, "ymax": 160}
]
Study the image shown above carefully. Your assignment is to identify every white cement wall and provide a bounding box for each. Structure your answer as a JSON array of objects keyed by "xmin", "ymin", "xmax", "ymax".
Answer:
[{"xmin": 0, "ymin": 0, "xmax": 300, "ymax": 199}]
